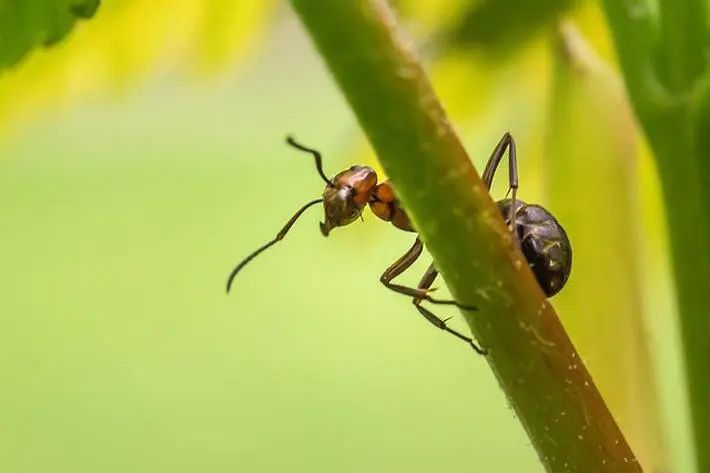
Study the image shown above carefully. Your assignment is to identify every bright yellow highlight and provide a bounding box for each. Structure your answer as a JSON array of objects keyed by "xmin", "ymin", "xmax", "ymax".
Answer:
[{"xmin": 0, "ymin": 0, "xmax": 275, "ymax": 141}]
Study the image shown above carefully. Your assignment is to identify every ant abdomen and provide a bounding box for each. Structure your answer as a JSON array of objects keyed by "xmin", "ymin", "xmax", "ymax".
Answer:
[{"xmin": 497, "ymin": 199, "xmax": 572, "ymax": 297}]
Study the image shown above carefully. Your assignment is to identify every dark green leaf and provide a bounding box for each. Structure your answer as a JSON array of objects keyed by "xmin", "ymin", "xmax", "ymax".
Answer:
[
  {"xmin": 0, "ymin": 0, "xmax": 100, "ymax": 70},
  {"xmin": 448, "ymin": 0, "xmax": 576, "ymax": 53}
]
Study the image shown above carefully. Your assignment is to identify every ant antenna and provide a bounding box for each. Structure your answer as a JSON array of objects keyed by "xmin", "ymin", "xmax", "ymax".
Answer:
[
  {"xmin": 226, "ymin": 198, "xmax": 324, "ymax": 293},
  {"xmin": 285, "ymin": 135, "xmax": 333, "ymax": 186}
]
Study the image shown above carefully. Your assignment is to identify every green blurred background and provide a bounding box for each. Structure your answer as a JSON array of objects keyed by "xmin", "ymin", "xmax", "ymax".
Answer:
[{"xmin": 0, "ymin": 1, "xmax": 695, "ymax": 472}]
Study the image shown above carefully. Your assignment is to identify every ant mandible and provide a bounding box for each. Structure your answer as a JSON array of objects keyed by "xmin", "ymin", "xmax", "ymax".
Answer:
[{"xmin": 226, "ymin": 133, "xmax": 572, "ymax": 355}]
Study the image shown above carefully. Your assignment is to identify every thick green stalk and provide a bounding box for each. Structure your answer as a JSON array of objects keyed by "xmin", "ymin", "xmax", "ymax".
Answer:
[
  {"xmin": 290, "ymin": 1, "xmax": 641, "ymax": 471},
  {"xmin": 601, "ymin": 1, "xmax": 710, "ymax": 471},
  {"xmin": 657, "ymin": 0, "xmax": 707, "ymax": 93},
  {"xmin": 596, "ymin": 0, "xmax": 669, "ymax": 119}
]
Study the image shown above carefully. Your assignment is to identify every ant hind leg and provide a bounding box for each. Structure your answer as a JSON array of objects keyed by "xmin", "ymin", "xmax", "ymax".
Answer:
[
  {"xmin": 379, "ymin": 245, "xmax": 485, "ymax": 355},
  {"xmin": 379, "ymin": 239, "xmax": 474, "ymax": 309},
  {"xmin": 412, "ymin": 264, "xmax": 486, "ymax": 355}
]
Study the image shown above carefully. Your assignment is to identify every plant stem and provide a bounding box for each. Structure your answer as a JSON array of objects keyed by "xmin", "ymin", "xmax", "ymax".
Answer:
[
  {"xmin": 657, "ymin": 0, "xmax": 708, "ymax": 93},
  {"xmin": 290, "ymin": 1, "xmax": 642, "ymax": 471},
  {"xmin": 597, "ymin": 0, "xmax": 669, "ymax": 118},
  {"xmin": 601, "ymin": 0, "xmax": 710, "ymax": 471}
]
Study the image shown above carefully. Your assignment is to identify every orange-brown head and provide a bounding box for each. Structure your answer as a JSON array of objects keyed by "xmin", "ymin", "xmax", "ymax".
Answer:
[{"xmin": 320, "ymin": 166, "xmax": 378, "ymax": 236}]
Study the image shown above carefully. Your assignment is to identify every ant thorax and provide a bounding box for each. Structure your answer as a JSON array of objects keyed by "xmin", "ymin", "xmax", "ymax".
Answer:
[{"xmin": 369, "ymin": 181, "xmax": 415, "ymax": 232}]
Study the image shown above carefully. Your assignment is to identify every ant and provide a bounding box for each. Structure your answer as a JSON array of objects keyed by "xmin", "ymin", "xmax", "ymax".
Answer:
[{"xmin": 226, "ymin": 134, "xmax": 572, "ymax": 355}]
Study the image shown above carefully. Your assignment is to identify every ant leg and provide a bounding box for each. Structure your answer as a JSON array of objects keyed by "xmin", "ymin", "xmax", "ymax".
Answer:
[
  {"xmin": 482, "ymin": 132, "xmax": 518, "ymax": 231},
  {"xmin": 411, "ymin": 265, "xmax": 487, "ymax": 355},
  {"xmin": 379, "ymin": 238, "xmax": 427, "ymax": 300},
  {"xmin": 380, "ymin": 246, "xmax": 484, "ymax": 354},
  {"xmin": 415, "ymin": 262, "xmax": 439, "ymax": 297},
  {"xmin": 379, "ymin": 238, "xmax": 475, "ymax": 309}
]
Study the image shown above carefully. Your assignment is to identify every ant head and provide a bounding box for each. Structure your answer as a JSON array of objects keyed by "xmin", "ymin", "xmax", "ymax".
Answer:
[
  {"xmin": 226, "ymin": 137, "xmax": 378, "ymax": 294},
  {"xmin": 320, "ymin": 166, "xmax": 377, "ymax": 236}
]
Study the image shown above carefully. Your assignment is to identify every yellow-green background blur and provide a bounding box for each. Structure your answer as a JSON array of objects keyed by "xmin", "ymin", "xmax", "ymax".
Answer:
[{"xmin": 0, "ymin": 1, "xmax": 694, "ymax": 472}]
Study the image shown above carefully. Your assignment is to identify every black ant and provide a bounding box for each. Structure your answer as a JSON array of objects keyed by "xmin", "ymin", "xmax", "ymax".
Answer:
[{"xmin": 226, "ymin": 134, "xmax": 572, "ymax": 355}]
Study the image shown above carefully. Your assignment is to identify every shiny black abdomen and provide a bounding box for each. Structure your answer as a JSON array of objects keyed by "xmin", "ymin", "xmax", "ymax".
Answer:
[{"xmin": 497, "ymin": 199, "xmax": 572, "ymax": 297}]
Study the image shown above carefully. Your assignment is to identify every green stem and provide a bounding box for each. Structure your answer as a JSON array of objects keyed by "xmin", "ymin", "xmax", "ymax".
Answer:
[
  {"xmin": 598, "ymin": 0, "xmax": 669, "ymax": 118},
  {"xmin": 647, "ymin": 110, "xmax": 710, "ymax": 473},
  {"xmin": 657, "ymin": 0, "xmax": 708, "ymax": 93},
  {"xmin": 601, "ymin": 1, "xmax": 710, "ymax": 471},
  {"xmin": 290, "ymin": 1, "xmax": 641, "ymax": 471}
]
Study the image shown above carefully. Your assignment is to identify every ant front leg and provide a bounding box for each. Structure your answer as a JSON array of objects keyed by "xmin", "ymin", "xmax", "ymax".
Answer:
[
  {"xmin": 411, "ymin": 265, "xmax": 486, "ymax": 355},
  {"xmin": 482, "ymin": 132, "xmax": 519, "ymax": 232},
  {"xmin": 379, "ymin": 238, "xmax": 472, "ymax": 307}
]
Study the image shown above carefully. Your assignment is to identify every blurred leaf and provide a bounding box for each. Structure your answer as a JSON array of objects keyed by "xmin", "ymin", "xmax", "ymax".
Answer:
[
  {"xmin": 656, "ymin": 0, "xmax": 707, "ymax": 94},
  {"xmin": 569, "ymin": 1, "xmax": 617, "ymax": 65},
  {"xmin": 636, "ymin": 137, "xmax": 697, "ymax": 473},
  {"xmin": 546, "ymin": 22, "xmax": 668, "ymax": 473},
  {"xmin": 691, "ymin": 77, "xmax": 710, "ymax": 200},
  {"xmin": 448, "ymin": 0, "xmax": 577, "ymax": 53},
  {"xmin": 394, "ymin": 0, "xmax": 468, "ymax": 39},
  {"xmin": 0, "ymin": 0, "xmax": 100, "ymax": 69},
  {"xmin": 0, "ymin": 0, "xmax": 276, "ymax": 141},
  {"xmin": 193, "ymin": 0, "xmax": 276, "ymax": 73},
  {"xmin": 70, "ymin": 0, "xmax": 99, "ymax": 18}
]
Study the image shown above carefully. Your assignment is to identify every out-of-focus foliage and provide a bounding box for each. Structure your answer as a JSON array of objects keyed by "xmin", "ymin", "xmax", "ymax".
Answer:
[
  {"xmin": 0, "ymin": 0, "xmax": 99, "ymax": 69},
  {"xmin": 547, "ymin": 22, "xmax": 666, "ymax": 472},
  {"xmin": 0, "ymin": 0, "xmax": 275, "ymax": 139},
  {"xmin": 692, "ymin": 78, "xmax": 710, "ymax": 197},
  {"xmin": 447, "ymin": 0, "xmax": 577, "ymax": 53},
  {"xmin": 394, "ymin": 0, "xmax": 467, "ymax": 38}
]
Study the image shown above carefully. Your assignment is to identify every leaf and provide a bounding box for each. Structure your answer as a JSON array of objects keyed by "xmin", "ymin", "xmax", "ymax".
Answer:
[
  {"xmin": 70, "ymin": 0, "xmax": 99, "ymax": 18},
  {"xmin": 0, "ymin": 0, "xmax": 276, "ymax": 141},
  {"xmin": 691, "ymin": 77, "xmax": 710, "ymax": 199},
  {"xmin": 547, "ymin": 22, "xmax": 668, "ymax": 473},
  {"xmin": 0, "ymin": 0, "xmax": 100, "ymax": 70},
  {"xmin": 447, "ymin": 0, "xmax": 577, "ymax": 54}
]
